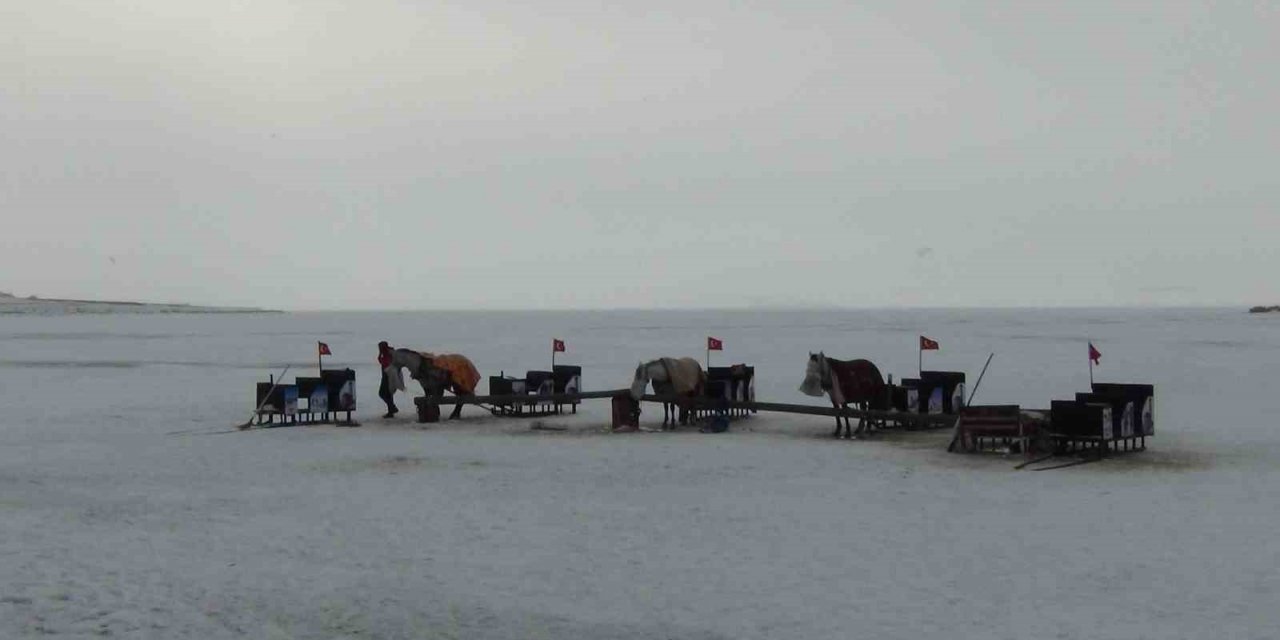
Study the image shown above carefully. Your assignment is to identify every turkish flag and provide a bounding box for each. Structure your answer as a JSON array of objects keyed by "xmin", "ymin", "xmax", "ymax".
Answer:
[
  {"xmin": 707, "ymin": 337, "xmax": 723, "ymax": 351},
  {"xmin": 553, "ymin": 339, "xmax": 566, "ymax": 353},
  {"xmin": 919, "ymin": 336, "xmax": 940, "ymax": 351},
  {"xmin": 1088, "ymin": 342, "xmax": 1101, "ymax": 365},
  {"xmin": 318, "ymin": 342, "xmax": 332, "ymax": 356}
]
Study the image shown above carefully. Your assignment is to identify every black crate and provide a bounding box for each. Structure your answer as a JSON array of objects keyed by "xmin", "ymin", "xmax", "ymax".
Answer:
[
  {"xmin": 704, "ymin": 379, "xmax": 730, "ymax": 400},
  {"xmin": 489, "ymin": 375, "xmax": 517, "ymax": 396},
  {"xmin": 1051, "ymin": 400, "xmax": 1114, "ymax": 439},
  {"xmin": 295, "ymin": 377, "xmax": 324, "ymax": 398}
]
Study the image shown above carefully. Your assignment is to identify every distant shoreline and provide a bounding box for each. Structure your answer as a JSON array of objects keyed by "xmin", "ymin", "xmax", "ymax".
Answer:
[{"xmin": 0, "ymin": 293, "xmax": 279, "ymax": 315}]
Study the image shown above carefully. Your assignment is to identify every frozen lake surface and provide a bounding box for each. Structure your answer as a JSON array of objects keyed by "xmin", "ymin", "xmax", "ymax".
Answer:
[{"xmin": 1, "ymin": 308, "xmax": 1277, "ymax": 638}]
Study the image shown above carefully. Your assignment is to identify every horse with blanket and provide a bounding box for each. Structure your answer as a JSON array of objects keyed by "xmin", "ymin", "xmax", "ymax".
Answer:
[
  {"xmin": 385, "ymin": 349, "xmax": 481, "ymax": 420},
  {"xmin": 629, "ymin": 357, "xmax": 706, "ymax": 429},
  {"xmin": 798, "ymin": 352, "xmax": 889, "ymax": 439}
]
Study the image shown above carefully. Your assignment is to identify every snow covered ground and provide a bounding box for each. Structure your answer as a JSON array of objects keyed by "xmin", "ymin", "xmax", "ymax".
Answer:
[{"xmin": 1, "ymin": 309, "xmax": 1277, "ymax": 638}]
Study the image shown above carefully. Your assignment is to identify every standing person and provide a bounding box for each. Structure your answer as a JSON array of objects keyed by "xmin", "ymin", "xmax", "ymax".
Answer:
[{"xmin": 377, "ymin": 341, "xmax": 398, "ymax": 418}]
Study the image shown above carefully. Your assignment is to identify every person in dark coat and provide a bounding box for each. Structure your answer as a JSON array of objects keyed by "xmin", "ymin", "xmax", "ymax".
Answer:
[{"xmin": 377, "ymin": 341, "xmax": 398, "ymax": 418}]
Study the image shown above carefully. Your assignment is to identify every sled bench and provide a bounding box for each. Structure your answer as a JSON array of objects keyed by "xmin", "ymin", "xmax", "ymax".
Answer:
[{"xmin": 954, "ymin": 405, "xmax": 1028, "ymax": 453}]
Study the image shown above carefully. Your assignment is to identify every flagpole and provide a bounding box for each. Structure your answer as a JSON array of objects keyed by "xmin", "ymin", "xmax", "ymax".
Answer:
[
  {"xmin": 552, "ymin": 339, "xmax": 556, "ymax": 371},
  {"xmin": 318, "ymin": 342, "xmax": 323, "ymax": 376},
  {"xmin": 918, "ymin": 343, "xmax": 922, "ymax": 377}
]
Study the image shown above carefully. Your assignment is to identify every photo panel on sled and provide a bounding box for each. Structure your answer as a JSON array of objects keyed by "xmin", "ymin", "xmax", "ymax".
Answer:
[
  {"xmin": 1090, "ymin": 383, "xmax": 1154, "ymax": 436},
  {"xmin": 295, "ymin": 377, "xmax": 329, "ymax": 415},
  {"xmin": 552, "ymin": 365, "xmax": 582, "ymax": 395},
  {"xmin": 1076, "ymin": 392, "xmax": 1135, "ymax": 439},
  {"xmin": 894, "ymin": 379, "xmax": 921, "ymax": 413},
  {"xmin": 320, "ymin": 368, "xmax": 356, "ymax": 412},
  {"xmin": 919, "ymin": 371, "xmax": 966, "ymax": 414},
  {"xmin": 524, "ymin": 370, "xmax": 555, "ymax": 398}
]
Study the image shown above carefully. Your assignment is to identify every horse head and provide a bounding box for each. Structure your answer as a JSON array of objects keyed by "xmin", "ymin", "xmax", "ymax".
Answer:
[
  {"xmin": 629, "ymin": 361, "xmax": 649, "ymax": 400},
  {"xmin": 799, "ymin": 352, "xmax": 827, "ymax": 397}
]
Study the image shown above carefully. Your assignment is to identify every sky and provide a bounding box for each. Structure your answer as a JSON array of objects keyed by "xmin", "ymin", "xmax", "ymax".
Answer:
[{"xmin": 2, "ymin": 0, "xmax": 1276, "ymax": 310}]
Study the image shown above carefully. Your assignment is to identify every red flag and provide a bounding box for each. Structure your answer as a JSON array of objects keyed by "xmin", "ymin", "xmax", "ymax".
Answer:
[
  {"xmin": 1088, "ymin": 342, "xmax": 1101, "ymax": 365},
  {"xmin": 318, "ymin": 342, "xmax": 332, "ymax": 356},
  {"xmin": 552, "ymin": 339, "xmax": 566, "ymax": 353},
  {"xmin": 707, "ymin": 337, "xmax": 723, "ymax": 351},
  {"xmin": 919, "ymin": 336, "xmax": 939, "ymax": 351}
]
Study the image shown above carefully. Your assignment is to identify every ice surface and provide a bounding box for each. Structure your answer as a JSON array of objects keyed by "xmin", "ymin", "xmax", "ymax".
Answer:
[{"xmin": 0, "ymin": 308, "xmax": 1277, "ymax": 638}]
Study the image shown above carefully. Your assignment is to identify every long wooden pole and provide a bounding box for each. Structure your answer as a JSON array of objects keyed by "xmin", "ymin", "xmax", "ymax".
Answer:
[{"xmin": 966, "ymin": 353, "xmax": 995, "ymax": 406}]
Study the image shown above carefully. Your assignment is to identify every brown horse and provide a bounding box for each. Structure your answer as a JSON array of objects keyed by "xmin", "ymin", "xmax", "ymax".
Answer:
[{"xmin": 798, "ymin": 352, "xmax": 888, "ymax": 438}]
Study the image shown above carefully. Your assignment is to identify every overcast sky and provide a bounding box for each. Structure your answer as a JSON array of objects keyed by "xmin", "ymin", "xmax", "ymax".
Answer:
[{"xmin": 2, "ymin": 0, "xmax": 1275, "ymax": 309}]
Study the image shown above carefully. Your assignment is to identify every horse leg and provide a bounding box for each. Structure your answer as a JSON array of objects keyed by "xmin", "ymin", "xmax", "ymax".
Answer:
[
  {"xmin": 447, "ymin": 387, "xmax": 465, "ymax": 419},
  {"xmin": 831, "ymin": 399, "xmax": 843, "ymax": 438}
]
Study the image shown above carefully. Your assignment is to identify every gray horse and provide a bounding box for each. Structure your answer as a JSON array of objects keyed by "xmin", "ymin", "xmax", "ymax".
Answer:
[
  {"xmin": 388, "ymin": 348, "xmax": 466, "ymax": 419},
  {"xmin": 629, "ymin": 357, "xmax": 706, "ymax": 428}
]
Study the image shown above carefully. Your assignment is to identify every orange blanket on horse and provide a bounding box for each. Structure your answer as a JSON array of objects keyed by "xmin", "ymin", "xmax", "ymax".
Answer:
[{"xmin": 420, "ymin": 353, "xmax": 481, "ymax": 395}]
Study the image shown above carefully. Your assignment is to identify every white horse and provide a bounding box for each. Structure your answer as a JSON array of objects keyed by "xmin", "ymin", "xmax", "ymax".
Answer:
[{"xmin": 629, "ymin": 357, "xmax": 706, "ymax": 429}]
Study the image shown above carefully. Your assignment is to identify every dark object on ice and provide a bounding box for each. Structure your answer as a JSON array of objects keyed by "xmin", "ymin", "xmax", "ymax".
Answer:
[
  {"xmin": 611, "ymin": 394, "xmax": 640, "ymax": 431},
  {"xmin": 1249, "ymin": 305, "xmax": 1280, "ymax": 313},
  {"xmin": 417, "ymin": 398, "xmax": 441, "ymax": 424},
  {"xmin": 700, "ymin": 415, "xmax": 730, "ymax": 433}
]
